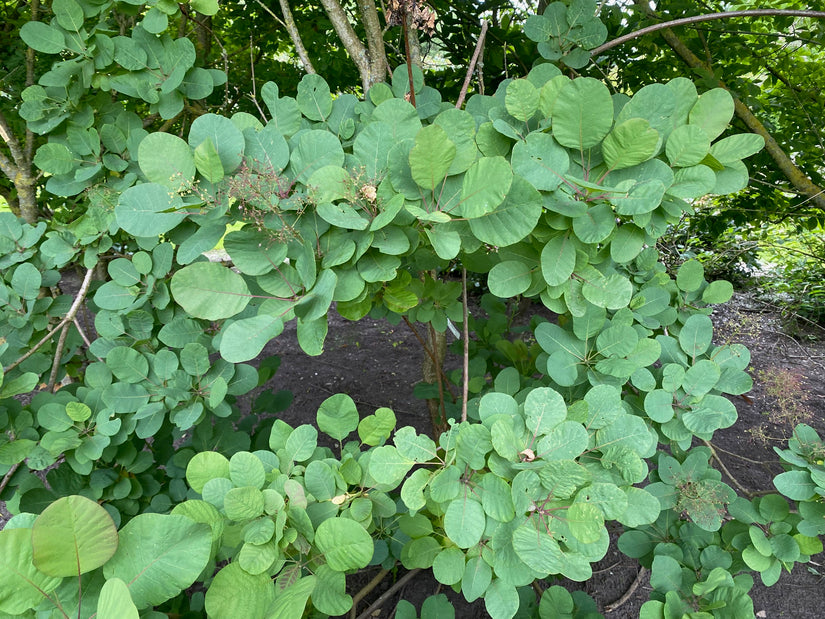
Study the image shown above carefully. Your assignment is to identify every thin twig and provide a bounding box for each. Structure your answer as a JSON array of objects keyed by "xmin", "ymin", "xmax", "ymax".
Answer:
[
  {"xmin": 0, "ymin": 462, "xmax": 21, "ymax": 495},
  {"xmin": 5, "ymin": 268, "xmax": 95, "ymax": 373},
  {"xmin": 703, "ymin": 439, "xmax": 754, "ymax": 498},
  {"xmin": 456, "ymin": 20, "xmax": 488, "ymax": 109},
  {"xmin": 349, "ymin": 567, "xmax": 391, "ymax": 619},
  {"xmin": 355, "ymin": 569, "xmax": 421, "ymax": 619},
  {"xmin": 461, "ymin": 268, "xmax": 469, "ymax": 423},
  {"xmin": 72, "ymin": 317, "xmax": 94, "ymax": 350},
  {"xmin": 47, "ymin": 323, "xmax": 71, "ymax": 392},
  {"xmin": 709, "ymin": 442, "xmax": 780, "ymax": 466},
  {"xmin": 592, "ymin": 10, "xmax": 825, "ymax": 55},
  {"xmin": 604, "ymin": 566, "xmax": 648, "ymax": 613}
]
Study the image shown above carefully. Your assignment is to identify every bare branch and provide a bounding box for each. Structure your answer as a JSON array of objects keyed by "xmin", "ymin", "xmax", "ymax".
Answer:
[
  {"xmin": 254, "ymin": 0, "xmax": 316, "ymax": 75},
  {"xmin": 319, "ymin": 0, "xmax": 372, "ymax": 91},
  {"xmin": 592, "ymin": 10, "xmax": 825, "ymax": 56},
  {"xmin": 356, "ymin": 0, "xmax": 389, "ymax": 84},
  {"xmin": 6, "ymin": 268, "xmax": 96, "ymax": 373},
  {"xmin": 456, "ymin": 20, "xmax": 489, "ymax": 109}
]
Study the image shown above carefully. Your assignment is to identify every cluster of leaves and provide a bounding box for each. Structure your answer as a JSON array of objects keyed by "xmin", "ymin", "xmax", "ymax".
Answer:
[{"xmin": 2, "ymin": 2, "xmax": 824, "ymax": 618}]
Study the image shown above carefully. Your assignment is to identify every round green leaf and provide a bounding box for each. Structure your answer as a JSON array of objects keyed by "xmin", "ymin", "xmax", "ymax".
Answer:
[
  {"xmin": 552, "ymin": 78, "xmax": 613, "ymax": 150},
  {"xmin": 188, "ymin": 113, "xmax": 245, "ymax": 175},
  {"xmin": 488, "ymin": 260, "xmax": 532, "ymax": 298},
  {"xmin": 97, "ymin": 578, "xmax": 139, "ymax": 619},
  {"xmin": 115, "ymin": 183, "xmax": 187, "ymax": 237},
  {"xmin": 220, "ymin": 315, "xmax": 284, "ymax": 363},
  {"xmin": 138, "ymin": 133, "xmax": 196, "ymax": 190},
  {"xmin": 505, "ymin": 78, "xmax": 539, "ymax": 121},
  {"xmin": 106, "ymin": 346, "xmax": 149, "ymax": 383},
  {"xmin": 30, "ymin": 495, "xmax": 117, "ymax": 577},
  {"xmin": 11, "ymin": 262, "xmax": 42, "ymax": 300},
  {"xmin": 171, "ymin": 262, "xmax": 251, "ymax": 320},
  {"xmin": 444, "ymin": 497, "xmax": 485, "ymax": 549},
  {"xmin": 357, "ymin": 407, "xmax": 396, "ymax": 446},
  {"xmin": 541, "ymin": 233, "xmax": 576, "ymax": 286},
  {"xmin": 297, "ymin": 74, "xmax": 332, "ymax": 121},
  {"xmin": 315, "ymin": 518, "xmax": 373, "ymax": 571},
  {"xmin": 224, "ymin": 487, "xmax": 265, "ymax": 520},
  {"xmin": 774, "ymin": 471, "xmax": 816, "ymax": 501},
  {"xmin": 186, "ymin": 451, "xmax": 231, "ymax": 494},
  {"xmin": 512, "ymin": 522, "xmax": 563, "ymax": 575},
  {"xmin": 459, "ymin": 156, "xmax": 512, "ymax": 218},
  {"xmin": 409, "ymin": 124, "xmax": 456, "ymax": 190},
  {"xmin": 468, "ymin": 175, "xmax": 543, "ymax": 247},
  {"xmin": 666, "ymin": 125, "xmax": 711, "ymax": 167},
  {"xmin": 103, "ymin": 514, "xmax": 211, "ymax": 609},
  {"xmin": 689, "ymin": 88, "xmax": 734, "ymax": 140},
  {"xmin": 244, "ymin": 124, "xmax": 289, "ymax": 174},
  {"xmin": 703, "ymin": 280, "xmax": 733, "ymax": 304},
  {"xmin": 229, "ymin": 452, "xmax": 266, "ymax": 489},
  {"xmin": 432, "ymin": 547, "xmax": 465, "ymax": 585},
  {"xmin": 205, "ymin": 562, "xmax": 275, "ymax": 619},
  {"xmin": 679, "ymin": 314, "xmax": 713, "ymax": 357},
  {"xmin": 316, "ymin": 393, "xmax": 359, "ymax": 441},
  {"xmin": 676, "ymin": 259, "xmax": 704, "ymax": 292},
  {"xmin": 289, "ymin": 130, "xmax": 345, "ymax": 184},
  {"xmin": 20, "ymin": 21, "xmax": 65, "ymax": 54},
  {"xmin": 484, "ymin": 579, "xmax": 519, "ymax": 619},
  {"xmin": 602, "ymin": 118, "xmax": 659, "ymax": 170},
  {"xmin": 0, "ymin": 528, "xmax": 62, "ymax": 614},
  {"xmin": 511, "ymin": 132, "xmax": 569, "ymax": 191},
  {"xmin": 34, "ymin": 143, "xmax": 75, "ymax": 175},
  {"xmin": 524, "ymin": 387, "xmax": 566, "ymax": 436},
  {"xmin": 565, "ymin": 502, "xmax": 604, "ymax": 543},
  {"xmin": 710, "ymin": 133, "xmax": 765, "ymax": 165}
]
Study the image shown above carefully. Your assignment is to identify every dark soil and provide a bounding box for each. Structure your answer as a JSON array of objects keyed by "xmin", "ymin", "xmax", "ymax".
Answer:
[{"xmin": 260, "ymin": 294, "xmax": 825, "ymax": 618}]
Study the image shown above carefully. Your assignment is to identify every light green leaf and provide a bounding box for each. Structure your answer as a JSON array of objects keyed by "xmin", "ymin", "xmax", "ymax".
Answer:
[
  {"xmin": 689, "ymin": 89, "xmax": 734, "ymax": 140},
  {"xmin": 205, "ymin": 562, "xmax": 275, "ymax": 619},
  {"xmin": 468, "ymin": 175, "xmax": 543, "ymax": 247},
  {"xmin": 188, "ymin": 113, "xmax": 245, "ymax": 175},
  {"xmin": 297, "ymin": 74, "xmax": 332, "ymax": 121},
  {"xmin": 602, "ymin": 118, "xmax": 659, "ymax": 170},
  {"xmin": 444, "ymin": 497, "xmax": 485, "ymax": 548},
  {"xmin": 357, "ymin": 407, "xmax": 396, "ymax": 446},
  {"xmin": 31, "ymin": 495, "xmax": 118, "ymax": 577},
  {"xmin": 484, "ymin": 579, "xmax": 520, "ymax": 619},
  {"xmin": 409, "ymin": 124, "xmax": 456, "ymax": 190},
  {"xmin": 666, "ymin": 125, "xmax": 711, "ymax": 167},
  {"xmin": 505, "ymin": 79, "xmax": 539, "ymax": 121},
  {"xmin": 220, "ymin": 315, "xmax": 285, "ymax": 363},
  {"xmin": 541, "ymin": 233, "xmax": 576, "ymax": 286},
  {"xmin": 459, "ymin": 156, "xmax": 512, "ymax": 218},
  {"xmin": 138, "ymin": 133, "xmax": 196, "ymax": 190},
  {"xmin": 317, "ymin": 393, "xmax": 359, "ymax": 441},
  {"xmin": 103, "ymin": 514, "xmax": 211, "ymax": 609},
  {"xmin": 21, "ymin": 21, "xmax": 65, "ymax": 53},
  {"xmin": 552, "ymin": 77, "xmax": 613, "ymax": 150},
  {"xmin": 710, "ymin": 133, "xmax": 764, "ymax": 164},
  {"xmin": 97, "ymin": 578, "xmax": 139, "ymax": 619},
  {"xmin": 186, "ymin": 451, "xmax": 231, "ymax": 494},
  {"xmin": 488, "ymin": 260, "xmax": 532, "ymax": 298},
  {"xmin": 115, "ymin": 183, "xmax": 186, "ymax": 237},
  {"xmin": 34, "ymin": 143, "xmax": 75, "ymax": 175},
  {"xmin": 171, "ymin": 262, "xmax": 251, "ymax": 320},
  {"xmin": 194, "ymin": 137, "xmax": 225, "ymax": 183},
  {"xmin": 0, "ymin": 528, "xmax": 62, "ymax": 614},
  {"xmin": 315, "ymin": 518, "xmax": 373, "ymax": 571}
]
